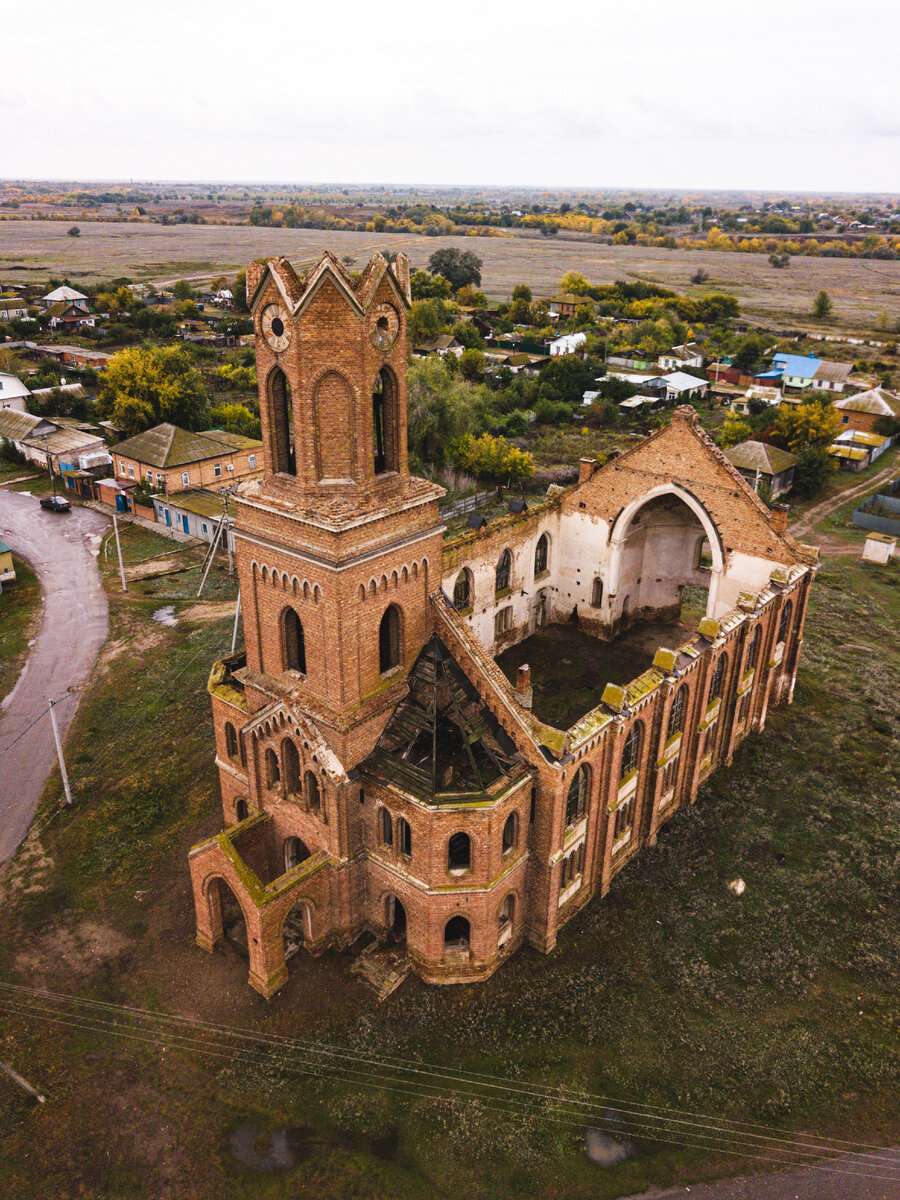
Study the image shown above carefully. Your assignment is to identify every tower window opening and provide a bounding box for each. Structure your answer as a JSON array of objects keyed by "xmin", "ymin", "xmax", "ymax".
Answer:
[
  {"xmin": 373, "ymin": 372, "xmax": 387, "ymax": 474},
  {"xmin": 269, "ymin": 367, "xmax": 296, "ymax": 477},
  {"xmin": 281, "ymin": 608, "xmax": 306, "ymax": 674},
  {"xmin": 379, "ymin": 604, "xmax": 402, "ymax": 674}
]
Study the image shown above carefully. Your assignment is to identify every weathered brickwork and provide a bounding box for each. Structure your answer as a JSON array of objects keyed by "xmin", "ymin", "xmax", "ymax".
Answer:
[{"xmin": 188, "ymin": 250, "xmax": 818, "ymax": 996}]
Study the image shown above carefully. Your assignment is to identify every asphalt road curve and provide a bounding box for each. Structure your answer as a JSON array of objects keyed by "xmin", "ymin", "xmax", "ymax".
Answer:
[{"xmin": 0, "ymin": 490, "xmax": 109, "ymax": 861}]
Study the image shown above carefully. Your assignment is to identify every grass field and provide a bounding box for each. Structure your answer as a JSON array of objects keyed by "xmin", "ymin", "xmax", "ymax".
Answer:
[
  {"xmin": 3, "ymin": 221, "xmax": 900, "ymax": 328},
  {"xmin": 0, "ymin": 556, "xmax": 42, "ymax": 702},
  {"xmin": 0, "ymin": 490, "xmax": 898, "ymax": 1200}
]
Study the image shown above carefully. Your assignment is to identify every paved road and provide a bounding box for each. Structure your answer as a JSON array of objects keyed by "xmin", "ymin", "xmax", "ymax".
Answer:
[
  {"xmin": 623, "ymin": 1147, "xmax": 900, "ymax": 1200},
  {"xmin": 0, "ymin": 490, "xmax": 109, "ymax": 860}
]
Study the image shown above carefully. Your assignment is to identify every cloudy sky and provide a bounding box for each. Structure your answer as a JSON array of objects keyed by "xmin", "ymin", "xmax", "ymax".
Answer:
[{"xmin": 3, "ymin": 0, "xmax": 898, "ymax": 193}]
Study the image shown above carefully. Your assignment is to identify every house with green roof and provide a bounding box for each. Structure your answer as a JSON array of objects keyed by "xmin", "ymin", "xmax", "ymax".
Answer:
[
  {"xmin": 724, "ymin": 440, "xmax": 797, "ymax": 498},
  {"xmin": 111, "ymin": 423, "xmax": 263, "ymax": 494}
]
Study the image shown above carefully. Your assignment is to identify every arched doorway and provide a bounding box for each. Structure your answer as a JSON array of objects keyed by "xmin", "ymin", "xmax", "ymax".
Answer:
[
  {"xmin": 385, "ymin": 894, "xmax": 406, "ymax": 941},
  {"xmin": 444, "ymin": 915, "xmax": 470, "ymax": 955},
  {"xmin": 608, "ymin": 488, "xmax": 723, "ymax": 627},
  {"xmin": 283, "ymin": 836, "xmax": 310, "ymax": 872},
  {"xmin": 213, "ymin": 878, "xmax": 248, "ymax": 958},
  {"xmin": 282, "ymin": 901, "xmax": 310, "ymax": 964}
]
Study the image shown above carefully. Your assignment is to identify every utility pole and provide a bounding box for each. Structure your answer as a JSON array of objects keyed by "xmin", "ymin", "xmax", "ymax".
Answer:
[
  {"xmin": 0, "ymin": 1058, "xmax": 46, "ymax": 1104},
  {"xmin": 231, "ymin": 589, "xmax": 242, "ymax": 654},
  {"xmin": 112, "ymin": 513, "xmax": 127, "ymax": 592},
  {"xmin": 47, "ymin": 696, "xmax": 73, "ymax": 808}
]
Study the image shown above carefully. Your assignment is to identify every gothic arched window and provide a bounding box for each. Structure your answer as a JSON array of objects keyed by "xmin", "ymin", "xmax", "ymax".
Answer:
[
  {"xmin": 268, "ymin": 367, "xmax": 296, "ymax": 476},
  {"xmin": 778, "ymin": 600, "xmax": 793, "ymax": 644},
  {"xmin": 747, "ymin": 625, "xmax": 761, "ymax": 669},
  {"xmin": 379, "ymin": 604, "xmax": 402, "ymax": 673},
  {"xmin": 621, "ymin": 723, "xmax": 642, "ymax": 779},
  {"xmin": 495, "ymin": 550, "xmax": 512, "ymax": 594},
  {"xmin": 281, "ymin": 608, "xmax": 306, "ymax": 674},
  {"xmin": 709, "ymin": 654, "xmax": 727, "ymax": 702},
  {"xmin": 668, "ymin": 687, "xmax": 686, "ymax": 737},
  {"xmin": 453, "ymin": 569, "xmax": 472, "ymax": 610},
  {"xmin": 565, "ymin": 765, "xmax": 589, "ymax": 827},
  {"xmin": 534, "ymin": 534, "xmax": 549, "ymax": 577}
]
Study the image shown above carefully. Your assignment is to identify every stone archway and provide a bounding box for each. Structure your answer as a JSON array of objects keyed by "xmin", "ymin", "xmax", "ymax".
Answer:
[
  {"xmin": 606, "ymin": 485, "xmax": 725, "ymax": 628},
  {"xmin": 209, "ymin": 877, "xmax": 248, "ymax": 958},
  {"xmin": 282, "ymin": 900, "xmax": 311, "ymax": 964}
]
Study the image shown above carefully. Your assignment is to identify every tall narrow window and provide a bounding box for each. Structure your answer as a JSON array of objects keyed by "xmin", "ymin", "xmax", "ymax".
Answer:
[
  {"xmin": 709, "ymin": 654, "xmax": 727, "ymax": 702},
  {"xmin": 379, "ymin": 604, "xmax": 402, "ymax": 673},
  {"xmin": 566, "ymin": 765, "xmax": 589, "ymax": 826},
  {"xmin": 621, "ymin": 723, "xmax": 642, "ymax": 779},
  {"xmin": 224, "ymin": 722, "xmax": 239, "ymax": 760},
  {"xmin": 778, "ymin": 600, "xmax": 792, "ymax": 644},
  {"xmin": 534, "ymin": 533, "xmax": 549, "ymax": 577},
  {"xmin": 265, "ymin": 747, "xmax": 280, "ymax": 788},
  {"xmin": 268, "ymin": 367, "xmax": 296, "ymax": 476},
  {"xmin": 281, "ymin": 608, "xmax": 306, "ymax": 674},
  {"xmin": 453, "ymin": 569, "xmax": 472, "ymax": 610},
  {"xmin": 495, "ymin": 549, "xmax": 512, "ymax": 594},
  {"xmin": 667, "ymin": 687, "xmax": 686, "ymax": 737},
  {"xmin": 306, "ymin": 771, "xmax": 320, "ymax": 815},
  {"xmin": 380, "ymin": 806, "xmax": 393, "ymax": 847},
  {"xmin": 372, "ymin": 372, "xmax": 386, "ymax": 474},
  {"xmin": 591, "ymin": 577, "xmax": 603, "ymax": 607},
  {"xmin": 448, "ymin": 832, "xmax": 471, "ymax": 872},
  {"xmin": 502, "ymin": 811, "xmax": 518, "ymax": 854},
  {"xmin": 747, "ymin": 625, "xmax": 760, "ymax": 668},
  {"xmin": 282, "ymin": 739, "xmax": 301, "ymax": 795},
  {"xmin": 398, "ymin": 817, "xmax": 412, "ymax": 857}
]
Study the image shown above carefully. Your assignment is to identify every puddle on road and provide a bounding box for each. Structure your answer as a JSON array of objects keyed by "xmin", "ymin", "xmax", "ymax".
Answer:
[
  {"xmin": 152, "ymin": 605, "xmax": 178, "ymax": 627},
  {"xmin": 229, "ymin": 1123, "xmax": 319, "ymax": 1172},
  {"xmin": 585, "ymin": 1127, "xmax": 637, "ymax": 1167}
]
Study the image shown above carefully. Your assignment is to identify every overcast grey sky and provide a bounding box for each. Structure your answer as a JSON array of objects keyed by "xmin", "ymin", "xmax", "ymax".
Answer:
[{"xmin": 3, "ymin": 0, "xmax": 898, "ymax": 192}]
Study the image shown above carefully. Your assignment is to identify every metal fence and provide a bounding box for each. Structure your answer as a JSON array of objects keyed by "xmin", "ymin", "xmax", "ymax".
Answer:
[{"xmin": 439, "ymin": 489, "xmax": 498, "ymax": 520}]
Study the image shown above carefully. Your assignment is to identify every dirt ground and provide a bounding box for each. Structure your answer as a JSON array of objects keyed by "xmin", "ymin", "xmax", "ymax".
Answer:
[{"xmin": 3, "ymin": 221, "xmax": 900, "ymax": 326}]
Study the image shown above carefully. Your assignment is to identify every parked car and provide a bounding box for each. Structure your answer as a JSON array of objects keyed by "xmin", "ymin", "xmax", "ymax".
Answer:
[{"xmin": 40, "ymin": 494, "xmax": 71, "ymax": 513}]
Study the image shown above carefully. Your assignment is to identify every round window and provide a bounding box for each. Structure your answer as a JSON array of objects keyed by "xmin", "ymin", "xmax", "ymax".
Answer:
[{"xmin": 270, "ymin": 316, "xmax": 285, "ymax": 338}]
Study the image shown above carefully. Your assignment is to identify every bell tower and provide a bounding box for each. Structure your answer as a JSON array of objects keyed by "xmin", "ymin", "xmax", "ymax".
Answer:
[{"xmin": 232, "ymin": 251, "xmax": 444, "ymax": 765}]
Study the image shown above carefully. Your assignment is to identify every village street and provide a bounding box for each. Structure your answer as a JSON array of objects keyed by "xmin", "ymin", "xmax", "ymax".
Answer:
[{"xmin": 0, "ymin": 489, "xmax": 109, "ymax": 860}]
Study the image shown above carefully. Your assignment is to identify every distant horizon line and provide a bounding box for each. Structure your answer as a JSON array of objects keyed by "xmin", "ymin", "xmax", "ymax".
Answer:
[{"xmin": 1, "ymin": 177, "xmax": 898, "ymax": 201}]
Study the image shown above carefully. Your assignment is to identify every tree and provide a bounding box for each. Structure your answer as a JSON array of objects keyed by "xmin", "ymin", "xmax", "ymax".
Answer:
[
  {"xmin": 773, "ymin": 400, "xmax": 840, "ymax": 451},
  {"xmin": 233, "ymin": 270, "xmax": 248, "ymax": 312},
  {"xmin": 67, "ymin": 225, "xmax": 80, "ymax": 238},
  {"xmin": 411, "ymin": 270, "xmax": 453, "ymax": 301},
  {"xmin": 406, "ymin": 357, "xmax": 490, "ymax": 468},
  {"xmin": 451, "ymin": 432, "xmax": 534, "ymax": 484},
  {"xmin": 458, "ymin": 348, "xmax": 485, "ymax": 381},
  {"xmin": 407, "ymin": 299, "xmax": 453, "ymax": 346},
  {"xmin": 696, "ymin": 293, "xmax": 740, "ymax": 323},
  {"xmin": 511, "ymin": 283, "xmax": 532, "ymax": 303},
  {"xmin": 718, "ymin": 416, "xmax": 753, "ymax": 449},
  {"xmin": 813, "ymin": 290, "xmax": 833, "ymax": 320},
  {"xmin": 209, "ymin": 402, "xmax": 261, "ymax": 439},
  {"xmin": 211, "ymin": 275, "xmax": 229, "ymax": 291},
  {"xmin": 175, "ymin": 299, "xmax": 201, "ymax": 319},
  {"xmin": 97, "ymin": 345, "xmax": 208, "ymax": 436},
  {"xmin": 173, "ymin": 280, "xmax": 195, "ymax": 301},
  {"xmin": 792, "ymin": 445, "xmax": 834, "ymax": 497},
  {"xmin": 558, "ymin": 271, "xmax": 591, "ymax": 295},
  {"xmin": 427, "ymin": 248, "xmax": 482, "ymax": 290}
]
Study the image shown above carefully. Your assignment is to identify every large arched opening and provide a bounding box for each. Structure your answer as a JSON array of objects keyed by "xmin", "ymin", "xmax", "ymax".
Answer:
[
  {"xmin": 608, "ymin": 487, "xmax": 724, "ymax": 630},
  {"xmin": 282, "ymin": 900, "xmax": 311, "ymax": 965},
  {"xmin": 385, "ymin": 894, "xmax": 407, "ymax": 942},
  {"xmin": 210, "ymin": 878, "xmax": 248, "ymax": 958},
  {"xmin": 267, "ymin": 367, "xmax": 296, "ymax": 476}
]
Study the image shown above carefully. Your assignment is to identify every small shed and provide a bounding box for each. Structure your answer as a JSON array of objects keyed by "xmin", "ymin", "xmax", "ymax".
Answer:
[{"xmin": 862, "ymin": 532, "xmax": 896, "ymax": 564}]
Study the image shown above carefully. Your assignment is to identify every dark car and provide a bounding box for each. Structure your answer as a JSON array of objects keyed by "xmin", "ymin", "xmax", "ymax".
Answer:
[{"xmin": 40, "ymin": 494, "xmax": 71, "ymax": 513}]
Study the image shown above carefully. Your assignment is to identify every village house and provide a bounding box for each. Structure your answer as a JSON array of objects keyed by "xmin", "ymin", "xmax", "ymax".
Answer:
[
  {"xmin": 0, "ymin": 297, "xmax": 30, "ymax": 321},
  {"xmin": 186, "ymin": 250, "xmax": 817, "ymax": 998},
  {"xmin": 548, "ymin": 332, "xmax": 587, "ymax": 357},
  {"xmin": 0, "ymin": 372, "xmax": 31, "ymax": 413},
  {"xmin": 112, "ymin": 423, "xmax": 263, "ymax": 493},
  {"xmin": 45, "ymin": 301, "xmax": 98, "ymax": 331},
  {"xmin": 412, "ymin": 333, "xmax": 463, "ymax": 358},
  {"xmin": 724, "ymin": 440, "xmax": 797, "ymax": 498},
  {"xmin": 40, "ymin": 285, "xmax": 88, "ymax": 310},
  {"xmin": 548, "ymin": 293, "xmax": 582, "ymax": 318},
  {"xmin": 658, "ymin": 342, "xmax": 704, "ymax": 371},
  {"xmin": 831, "ymin": 387, "xmax": 900, "ymax": 435},
  {"xmin": 33, "ymin": 344, "xmax": 110, "ymax": 369},
  {"xmin": 0, "ymin": 540, "xmax": 16, "ymax": 587},
  {"xmin": 153, "ymin": 488, "xmax": 236, "ymax": 550},
  {"xmin": 769, "ymin": 353, "xmax": 852, "ymax": 394}
]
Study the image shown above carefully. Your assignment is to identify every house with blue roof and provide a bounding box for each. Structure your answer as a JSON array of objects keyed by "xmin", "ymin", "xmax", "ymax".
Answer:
[
  {"xmin": 772, "ymin": 353, "xmax": 821, "ymax": 388},
  {"xmin": 763, "ymin": 353, "xmax": 853, "ymax": 394}
]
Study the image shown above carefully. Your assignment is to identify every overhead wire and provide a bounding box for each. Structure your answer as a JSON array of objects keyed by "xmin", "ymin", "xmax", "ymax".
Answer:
[{"xmin": 2, "ymin": 985, "xmax": 899, "ymax": 1183}]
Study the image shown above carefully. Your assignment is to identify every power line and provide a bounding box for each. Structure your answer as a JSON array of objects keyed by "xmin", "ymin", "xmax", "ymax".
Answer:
[{"xmin": 2, "ymin": 985, "xmax": 899, "ymax": 1183}]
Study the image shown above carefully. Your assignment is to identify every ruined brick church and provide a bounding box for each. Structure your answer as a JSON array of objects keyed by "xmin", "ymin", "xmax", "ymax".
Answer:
[{"xmin": 189, "ymin": 250, "xmax": 818, "ymax": 995}]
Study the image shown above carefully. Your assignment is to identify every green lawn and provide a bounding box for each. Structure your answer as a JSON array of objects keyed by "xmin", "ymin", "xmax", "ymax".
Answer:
[
  {"xmin": 0, "ymin": 557, "xmax": 42, "ymax": 700},
  {"xmin": 0, "ymin": 536, "xmax": 897, "ymax": 1199}
]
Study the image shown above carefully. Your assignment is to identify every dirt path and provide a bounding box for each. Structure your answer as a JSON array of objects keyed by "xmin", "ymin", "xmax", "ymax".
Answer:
[
  {"xmin": 0, "ymin": 491, "xmax": 109, "ymax": 860},
  {"xmin": 789, "ymin": 460, "xmax": 897, "ymax": 547}
]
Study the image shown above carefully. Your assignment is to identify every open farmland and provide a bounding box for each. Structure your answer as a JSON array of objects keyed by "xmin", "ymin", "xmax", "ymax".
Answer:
[{"xmin": 3, "ymin": 221, "xmax": 900, "ymax": 329}]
